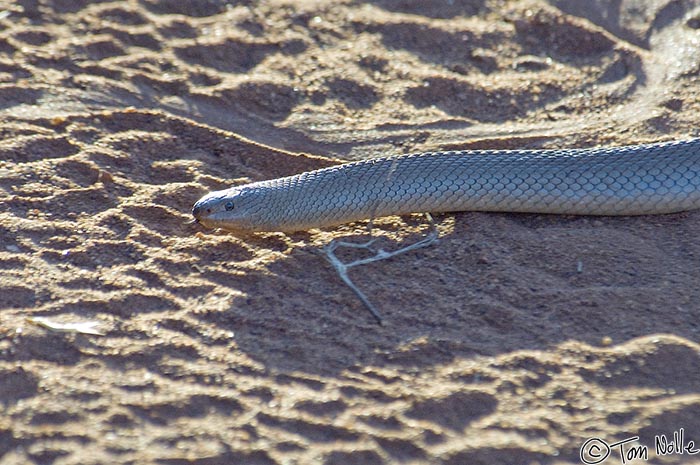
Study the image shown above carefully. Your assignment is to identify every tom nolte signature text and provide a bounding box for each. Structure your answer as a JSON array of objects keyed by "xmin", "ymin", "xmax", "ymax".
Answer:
[{"xmin": 580, "ymin": 428, "xmax": 698, "ymax": 464}]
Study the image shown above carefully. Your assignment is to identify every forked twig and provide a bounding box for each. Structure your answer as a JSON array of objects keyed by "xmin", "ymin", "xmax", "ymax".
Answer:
[{"xmin": 323, "ymin": 214, "xmax": 439, "ymax": 324}]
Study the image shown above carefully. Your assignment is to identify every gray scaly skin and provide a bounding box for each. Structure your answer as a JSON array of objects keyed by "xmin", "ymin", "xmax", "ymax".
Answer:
[{"xmin": 192, "ymin": 139, "xmax": 700, "ymax": 232}]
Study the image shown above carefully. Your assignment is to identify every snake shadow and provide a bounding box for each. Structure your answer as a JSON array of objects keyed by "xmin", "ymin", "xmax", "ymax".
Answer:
[{"xmin": 191, "ymin": 209, "xmax": 700, "ymax": 376}]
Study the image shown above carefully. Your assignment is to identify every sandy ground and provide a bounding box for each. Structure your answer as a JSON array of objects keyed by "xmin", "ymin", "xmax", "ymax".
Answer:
[{"xmin": 2, "ymin": 0, "xmax": 700, "ymax": 464}]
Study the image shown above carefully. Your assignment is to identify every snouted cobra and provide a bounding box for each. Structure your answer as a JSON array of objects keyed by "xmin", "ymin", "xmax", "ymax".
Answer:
[{"xmin": 192, "ymin": 139, "xmax": 700, "ymax": 232}]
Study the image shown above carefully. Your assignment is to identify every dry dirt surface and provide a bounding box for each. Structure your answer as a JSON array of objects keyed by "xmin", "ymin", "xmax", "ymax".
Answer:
[{"xmin": 2, "ymin": 0, "xmax": 700, "ymax": 464}]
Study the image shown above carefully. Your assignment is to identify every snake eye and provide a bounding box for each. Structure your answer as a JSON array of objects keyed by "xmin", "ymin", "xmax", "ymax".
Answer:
[{"xmin": 224, "ymin": 201, "xmax": 234, "ymax": 211}]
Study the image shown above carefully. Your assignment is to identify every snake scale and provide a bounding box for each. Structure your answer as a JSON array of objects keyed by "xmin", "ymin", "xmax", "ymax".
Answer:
[{"xmin": 192, "ymin": 139, "xmax": 700, "ymax": 232}]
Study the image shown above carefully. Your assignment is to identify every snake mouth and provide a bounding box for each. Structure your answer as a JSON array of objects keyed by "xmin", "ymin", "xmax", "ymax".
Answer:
[
  {"xmin": 192, "ymin": 199, "xmax": 224, "ymax": 226},
  {"xmin": 191, "ymin": 202, "xmax": 218, "ymax": 229}
]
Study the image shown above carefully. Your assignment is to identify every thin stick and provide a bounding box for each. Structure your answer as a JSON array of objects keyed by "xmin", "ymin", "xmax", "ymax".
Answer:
[{"xmin": 324, "ymin": 214, "xmax": 439, "ymax": 324}]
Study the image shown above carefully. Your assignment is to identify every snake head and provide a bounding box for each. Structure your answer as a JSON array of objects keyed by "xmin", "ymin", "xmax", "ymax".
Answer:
[{"xmin": 192, "ymin": 186, "xmax": 259, "ymax": 232}]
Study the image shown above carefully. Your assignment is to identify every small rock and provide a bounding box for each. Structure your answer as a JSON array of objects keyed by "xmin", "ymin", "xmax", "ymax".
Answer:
[{"xmin": 98, "ymin": 170, "xmax": 114, "ymax": 183}]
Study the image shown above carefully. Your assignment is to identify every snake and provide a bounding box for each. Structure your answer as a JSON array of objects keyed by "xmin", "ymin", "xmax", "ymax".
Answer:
[{"xmin": 192, "ymin": 138, "xmax": 700, "ymax": 232}]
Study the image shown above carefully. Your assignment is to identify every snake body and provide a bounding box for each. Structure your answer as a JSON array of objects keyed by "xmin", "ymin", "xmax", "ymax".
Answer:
[{"xmin": 192, "ymin": 139, "xmax": 700, "ymax": 232}]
